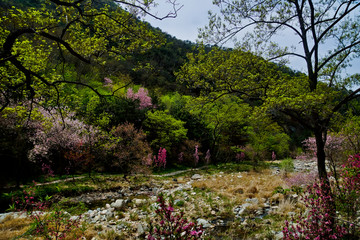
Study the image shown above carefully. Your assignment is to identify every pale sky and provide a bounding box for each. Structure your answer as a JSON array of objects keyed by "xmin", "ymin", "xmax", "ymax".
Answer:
[{"xmin": 144, "ymin": 0, "xmax": 218, "ymax": 43}]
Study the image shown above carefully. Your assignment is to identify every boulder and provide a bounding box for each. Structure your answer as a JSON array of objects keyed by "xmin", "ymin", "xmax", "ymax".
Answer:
[
  {"xmin": 111, "ymin": 199, "xmax": 125, "ymax": 209},
  {"xmin": 191, "ymin": 174, "xmax": 202, "ymax": 180},
  {"xmin": 196, "ymin": 218, "xmax": 212, "ymax": 228}
]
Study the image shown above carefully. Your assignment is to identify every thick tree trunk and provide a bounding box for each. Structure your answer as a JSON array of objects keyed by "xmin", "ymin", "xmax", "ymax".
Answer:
[{"xmin": 314, "ymin": 128, "xmax": 328, "ymax": 180}]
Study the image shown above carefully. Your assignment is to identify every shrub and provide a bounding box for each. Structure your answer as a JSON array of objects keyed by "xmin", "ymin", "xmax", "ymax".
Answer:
[
  {"xmin": 126, "ymin": 87, "xmax": 153, "ymax": 110},
  {"xmin": 144, "ymin": 110, "xmax": 188, "ymax": 154},
  {"xmin": 283, "ymin": 154, "xmax": 360, "ymax": 239},
  {"xmin": 102, "ymin": 122, "xmax": 152, "ymax": 174},
  {"xmin": 176, "ymin": 140, "xmax": 202, "ymax": 167},
  {"xmin": 283, "ymin": 181, "xmax": 347, "ymax": 240},
  {"xmin": 10, "ymin": 182, "xmax": 84, "ymax": 239},
  {"xmin": 147, "ymin": 194, "xmax": 203, "ymax": 240},
  {"xmin": 280, "ymin": 158, "xmax": 294, "ymax": 173}
]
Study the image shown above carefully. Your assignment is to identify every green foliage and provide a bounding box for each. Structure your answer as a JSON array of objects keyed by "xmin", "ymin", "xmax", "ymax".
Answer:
[
  {"xmin": 279, "ymin": 159, "xmax": 294, "ymax": 173},
  {"xmin": 176, "ymin": 46, "xmax": 282, "ymax": 101},
  {"xmin": 144, "ymin": 110, "xmax": 188, "ymax": 153},
  {"xmin": 0, "ymin": 0, "xmax": 165, "ymax": 111}
]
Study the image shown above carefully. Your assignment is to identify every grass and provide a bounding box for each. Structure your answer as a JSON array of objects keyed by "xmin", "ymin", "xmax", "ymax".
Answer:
[{"xmin": 191, "ymin": 169, "xmax": 286, "ymax": 204}]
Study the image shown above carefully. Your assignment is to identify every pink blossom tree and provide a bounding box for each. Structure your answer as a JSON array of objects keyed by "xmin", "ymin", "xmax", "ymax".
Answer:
[{"xmin": 126, "ymin": 87, "xmax": 153, "ymax": 109}]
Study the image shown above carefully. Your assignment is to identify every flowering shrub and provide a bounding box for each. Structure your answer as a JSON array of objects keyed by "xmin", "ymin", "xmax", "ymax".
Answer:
[
  {"xmin": 205, "ymin": 149, "xmax": 211, "ymax": 165},
  {"xmin": 272, "ymin": 151, "xmax": 276, "ymax": 161},
  {"xmin": 127, "ymin": 87, "xmax": 153, "ymax": 109},
  {"xmin": 147, "ymin": 194, "xmax": 203, "ymax": 240},
  {"xmin": 283, "ymin": 154, "xmax": 360, "ymax": 239},
  {"xmin": 193, "ymin": 145, "xmax": 199, "ymax": 166},
  {"xmin": 28, "ymin": 109, "xmax": 99, "ymax": 174},
  {"xmin": 336, "ymin": 154, "xmax": 360, "ymax": 222},
  {"xmin": 177, "ymin": 140, "xmax": 202, "ymax": 167},
  {"xmin": 283, "ymin": 181, "xmax": 347, "ymax": 240},
  {"xmin": 153, "ymin": 147, "xmax": 167, "ymax": 168},
  {"xmin": 11, "ymin": 182, "xmax": 84, "ymax": 240}
]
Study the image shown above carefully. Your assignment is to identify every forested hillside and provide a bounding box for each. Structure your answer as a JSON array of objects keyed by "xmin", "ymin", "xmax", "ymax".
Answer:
[
  {"xmin": 1, "ymin": 1, "xmax": 360, "ymax": 239},
  {"xmin": 0, "ymin": 0, "xmax": 301, "ymax": 186}
]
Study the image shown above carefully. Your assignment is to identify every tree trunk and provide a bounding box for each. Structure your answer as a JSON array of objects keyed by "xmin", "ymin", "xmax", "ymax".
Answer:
[{"xmin": 314, "ymin": 128, "xmax": 328, "ymax": 180}]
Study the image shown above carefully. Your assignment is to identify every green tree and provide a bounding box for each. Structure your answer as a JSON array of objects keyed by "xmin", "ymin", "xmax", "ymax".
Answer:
[
  {"xmin": 143, "ymin": 110, "xmax": 188, "ymax": 155},
  {"xmin": 189, "ymin": 96, "xmax": 251, "ymax": 160},
  {"xmin": 0, "ymin": 0, "xmax": 180, "ymax": 111},
  {"xmin": 196, "ymin": 0, "xmax": 360, "ymax": 180}
]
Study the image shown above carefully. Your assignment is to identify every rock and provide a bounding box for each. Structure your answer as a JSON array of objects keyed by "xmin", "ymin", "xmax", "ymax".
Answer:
[
  {"xmin": 101, "ymin": 210, "xmax": 108, "ymax": 215},
  {"xmin": 105, "ymin": 203, "xmax": 111, "ymax": 209},
  {"xmin": 287, "ymin": 212, "xmax": 296, "ymax": 217},
  {"xmin": 177, "ymin": 177, "xmax": 184, "ymax": 182},
  {"xmin": 197, "ymin": 218, "xmax": 212, "ymax": 228},
  {"xmin": 70, "ymin": 216, "xmax": 80, "ymax": 221},
  {"xmin": 255, "ymin": 209, "xmax": 264, "ymax": 216},
  {"xmin": 111, "ymin": 199, "xmax": 125, "ymax": 209},
  {"xmin": 234, "ymin": 203, "xmax": 253, "ymax": 216},
  {"xmin": 137, "ymin": 223, "xmax": 147, "ymax": 236},
  {"xmin": 105, "ymin": 211, "xmax": 114, "ymax": 218},
  {"xmin": 246, "ymin": 198, "xmax": 259, "ymax": 204},
  {"xmin": 134, "ymin": 199, "xmax": 147, "ymax": 206},
  {"xmin": 274, "ymin": 231, "xmax": 284, "ymax": 240},
  {"xmin": 191, "ymin": 174, "xmax": 202, "ymax": 180},
  {"xmin": 211, "ymin": 210, "xmax": 216, "ymax": 215}
]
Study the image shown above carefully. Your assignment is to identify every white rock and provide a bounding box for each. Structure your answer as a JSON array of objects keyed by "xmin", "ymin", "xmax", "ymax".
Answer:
[
  {"xmin": 134, "ymin": 199, "xmax": 147, "ymax": 206},
  {"xmin": 197, "ymin": 218, "xmax": 212, "ymax": 228},
  {"xmin": 111, "ymin": 199, "xmax": 125, "ymax": 209},
  {"xmin": 191, "ymin": 174, "xmax": 202, "ymax": 180},
  {"xmin": 105, "ymin": 203, "xmax": 111, "ymax": 209}
]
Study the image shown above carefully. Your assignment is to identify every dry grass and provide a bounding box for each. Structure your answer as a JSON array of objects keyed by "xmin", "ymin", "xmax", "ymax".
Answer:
[
  {"xmin": 0, "ymin": 216, "xmax": 32, "ymax": 240},
  {"xmin": 192, "ymin": 169, "xmax": 286, "ymax": 204},
  {"xmin": 274, "ymin": 199, "xmax": 301, "ymax": 217}
]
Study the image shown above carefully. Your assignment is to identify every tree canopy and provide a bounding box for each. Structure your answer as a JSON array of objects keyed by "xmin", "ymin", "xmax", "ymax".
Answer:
[
  {"xmin": 0, "ymin": 0, "xmax": 181, "ymax": 111},
  {"xmin": 191, "ymin": 0, "xmax": 360, "ymax": 179}
]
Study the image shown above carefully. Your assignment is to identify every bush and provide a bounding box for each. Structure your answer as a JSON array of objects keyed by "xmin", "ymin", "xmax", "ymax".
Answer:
[
  {"xmin": 101, "ymin": 122, "xmax": 152, "ymax": 174},
  {"xmin": 283, "ymin": 154, "xmax": 360, "ymax": 239},
  {"xmin": 144, "ymin": 110, "xmax": 188, "ymax": 161},
  {"xmin": 280, "ymin": 158, "xmax": 294, "ymax": 173},
  {"xmin": 147, "ymin": 194, "xmax": 203, "ymax": 240}
]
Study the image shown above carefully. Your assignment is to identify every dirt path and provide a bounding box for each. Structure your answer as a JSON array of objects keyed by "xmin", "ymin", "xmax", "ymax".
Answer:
[{"xmin": 152, "ymin": 166, "xmax": 208, "ymax": 177}]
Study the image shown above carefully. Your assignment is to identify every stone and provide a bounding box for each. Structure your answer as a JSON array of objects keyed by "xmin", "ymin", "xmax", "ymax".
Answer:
[
  {"xmin": 137, "ymin": 223, "xmax": 147, "ymax": 236},
  {"xmin": 275, "ymin": 231, "xmax": 284, "ymax": 240},
  {"xmin": 111, "ymin": 199, "xmax": 125, "ymax": 209},
  {"xmin": 134, "ymin": 199, "xmax": 147, "ymax": 206},
  {"xmin": 191, "ymin": 174, "xmax": 202, "ymax": 180},
  {"xmin": 287, "ymin": 212, "xmax": 296, "ymax": 217},
  {"xmin": 70, "ymin": 216, "xmax": 80, "ymax": 221},
  {"xmin": 105, "ymin": 211, "xmax": 114, "ymax": 218},
  {"xmin": 197, "ymin": 218, "xmax": 212, "ymax": 228},
  {"xmin": 100, "ymin": 210, "xmax": 108, "ymax": 215},
  {"xmin": 237, "ymin": 203, "xmax": 252, "ymax": 215},
  {"xmin": 105, "ymin": 203, "xmax": 111, "ymax": 209},
  {"xmin": 246, "ymin": 198, "xmax": 259, "ymax": 204}
]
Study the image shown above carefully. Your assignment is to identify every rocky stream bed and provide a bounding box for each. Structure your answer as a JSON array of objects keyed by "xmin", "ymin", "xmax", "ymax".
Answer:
[{"xmin": 0, "ymin": 160, "xmax": 333, "ymax": 239}]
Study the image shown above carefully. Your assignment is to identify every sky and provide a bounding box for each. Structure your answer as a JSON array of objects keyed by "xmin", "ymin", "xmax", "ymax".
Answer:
[
  {"xmin": 144, "ymin": 0, "xmax": 218, "ymax": 43},
  {"xmin": 143, "ymin": 0, "xmax": 359, "ymax": 79}
]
